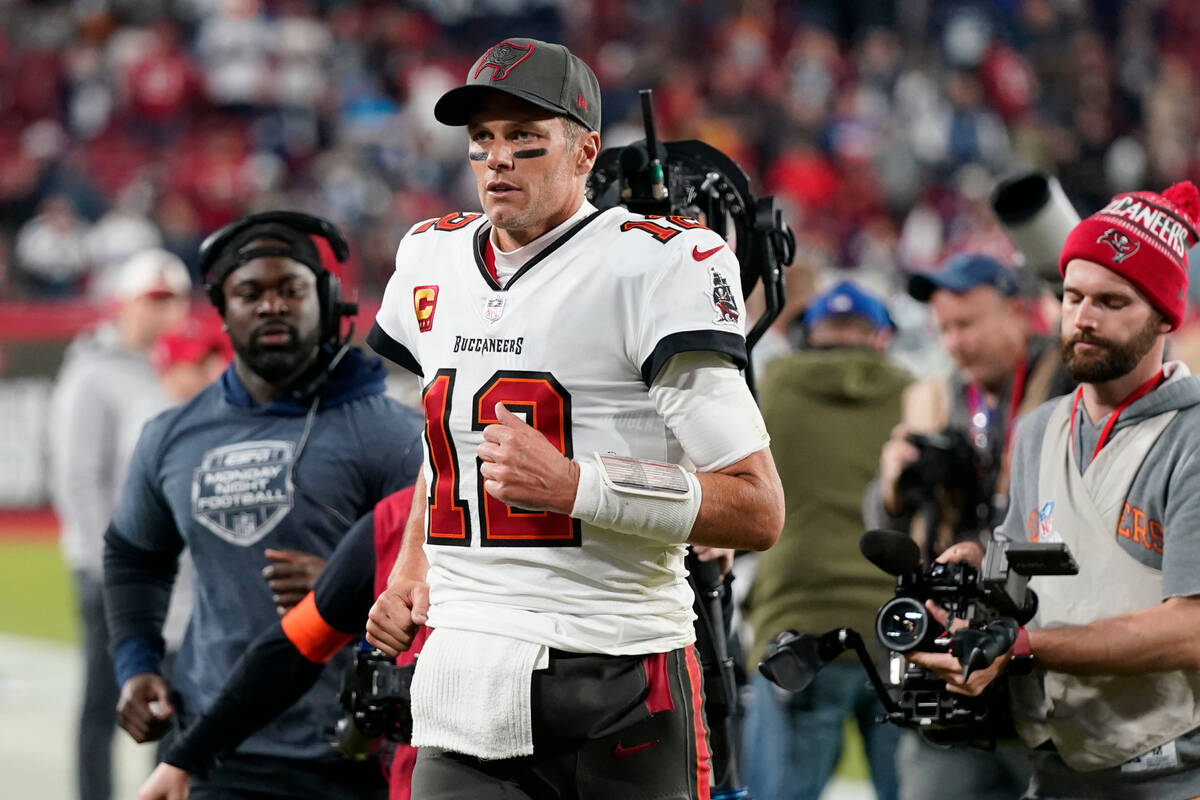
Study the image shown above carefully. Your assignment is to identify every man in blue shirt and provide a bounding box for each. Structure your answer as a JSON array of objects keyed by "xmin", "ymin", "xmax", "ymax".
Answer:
[{"xmin": 103, "ymin": 212, "xmax": 423, "ymax": 800}]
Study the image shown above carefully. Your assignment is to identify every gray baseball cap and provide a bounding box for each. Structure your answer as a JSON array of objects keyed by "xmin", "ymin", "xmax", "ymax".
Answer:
[{"xmin": 434, "ymin": 38, "xmax": 601, "ymax": 132}]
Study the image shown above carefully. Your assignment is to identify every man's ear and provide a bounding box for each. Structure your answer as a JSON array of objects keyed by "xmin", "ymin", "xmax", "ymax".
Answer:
[{"xmin": 577, "ymin": 131, "xmax": 601, "ymax": 175}]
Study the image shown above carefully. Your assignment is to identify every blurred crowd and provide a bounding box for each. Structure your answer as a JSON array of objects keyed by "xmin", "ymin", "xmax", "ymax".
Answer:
[{"xmin": 2, "ymin": 0, "xmax": 1199, "ymax": 304}]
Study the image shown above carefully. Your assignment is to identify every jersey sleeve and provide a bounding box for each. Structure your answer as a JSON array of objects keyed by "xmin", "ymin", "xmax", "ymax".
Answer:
[
  {"xmin": 367, "ymin": 224, "xmax": 430, "ymax": 377},
  {"xmin": 635, "ymin": 230, "xmax": 748, "ymax": 386}
]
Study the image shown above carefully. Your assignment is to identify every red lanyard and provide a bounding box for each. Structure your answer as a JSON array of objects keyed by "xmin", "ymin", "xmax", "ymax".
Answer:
[
  {"xmin": 1069, "ymin": 368, "xmax": 1164, "ymax": 464},
  {"xmin": 966, "ymin": 353, "xmax": 1028, "ymax": 461}
]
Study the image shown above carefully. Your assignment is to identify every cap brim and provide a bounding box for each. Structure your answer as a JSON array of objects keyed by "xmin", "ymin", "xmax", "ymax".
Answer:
[
  {"xmin": 906, "ymin": 273, "xmax": 944, "ymax": 302},
  {"xmin": 434, "ymin": 85, "xmax": 570, "ymax": 127}
]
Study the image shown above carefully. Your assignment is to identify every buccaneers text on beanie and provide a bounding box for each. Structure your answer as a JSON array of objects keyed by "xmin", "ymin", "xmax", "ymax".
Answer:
[{"xmin": 1058, "ymin": 181, "xmax": 1200, "ymax": 330}]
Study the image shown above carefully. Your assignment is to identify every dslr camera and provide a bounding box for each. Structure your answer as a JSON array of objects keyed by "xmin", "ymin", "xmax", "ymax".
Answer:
[
  {"xmin": 759, "ymin": 530, "xmax": 1077, "ymax": 746},
  {"xmin": 898, "ymin": 428, "xmax": 993, "ymax": 548}
]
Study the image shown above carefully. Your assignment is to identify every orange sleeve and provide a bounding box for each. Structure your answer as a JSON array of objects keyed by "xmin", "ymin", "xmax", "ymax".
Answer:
[{"xmin": 280, "ymin": 593, "xmax": 354, "ymax": 663}]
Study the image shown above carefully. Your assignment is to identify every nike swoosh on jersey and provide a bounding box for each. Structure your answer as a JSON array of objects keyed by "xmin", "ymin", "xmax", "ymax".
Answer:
[
  {"xmin": 692, "ymin": 244, "xmax": 724, "ymax": 261},
  {"xmin": 612, "ymin": 740, "xmax": 659, "ymax": 759}
]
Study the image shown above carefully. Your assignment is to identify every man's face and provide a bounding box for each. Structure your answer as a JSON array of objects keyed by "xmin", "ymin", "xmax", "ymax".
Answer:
[
  {"xmin": 1060, "ymin": 258, "xmax": 1168, "ymax": 383},
  {"xmin": 466, "ymin": 93, "xmax": 595, "ymax": 244},
  {"xmin": 221, "ymin": 255, "xmax": 322, "ymax": 385},
  {"xmin": 122, "ymin": 293, "xmax": 189, "ymax": 349},
  {"xmin": 929, "ymin": 286, "xmax": 1024, "ymax": 387}
]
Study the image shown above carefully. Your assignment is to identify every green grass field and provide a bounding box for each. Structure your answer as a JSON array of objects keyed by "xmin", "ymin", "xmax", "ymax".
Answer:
[{"xmin": 0, "ymin": 538, "xmax": 76, "ymax": 642}]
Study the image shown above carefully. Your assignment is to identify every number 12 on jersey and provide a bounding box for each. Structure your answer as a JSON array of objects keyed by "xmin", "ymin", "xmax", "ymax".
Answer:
[{"xmin": 422, "ymin": 368, "xmax": 581, "ymax": 547}]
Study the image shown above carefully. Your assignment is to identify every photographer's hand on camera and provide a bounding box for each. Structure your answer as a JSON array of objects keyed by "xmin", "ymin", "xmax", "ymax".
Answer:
[
  {"xmin": 117, "ymin": 672, "xmax": 175, "ymax": 742},
  {"xmin": 879, "ymin": 423, "xmax": 920, "ymax": 515},
  {"xmin": 936, "ymin": 539, "xmax": 986, "ymax": 569},
  {"xmin": 138, "ymin": 762, "xmax": 190, "ymax": 800},
  {"xmin": 906, "ymin": 597, "xmax": 1014, "ymax": 697}
]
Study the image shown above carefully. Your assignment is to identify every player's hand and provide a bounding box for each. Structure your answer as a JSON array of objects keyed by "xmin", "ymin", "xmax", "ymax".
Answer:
[
  {"xmin": 117, "ymin": 673, "xmax": 175, "ymax": 743},
  {"xmin": 262, "ymin": 549, "xmax": 327, "ymax": 615},
  {"xmin": 905, "ymin": 600, "xmax": 1011, "ymax": 696},
  {"xmin": 477, "ymin": 403, "xmax": 579, "ymax": 514},
  {"xmin": 693, "ymin": 546, "xmax": 735, "ymax": 575},
  {"xmin": 138, "ymin": 762, "xmax": 190, "ymax": 800},
  {"xmin": 366, "ymin": 578, "xmax": 430, "ymax": 658},
  {"xmin": 879, "ymin": 423, "xmax": 919, "ymax": 514}
]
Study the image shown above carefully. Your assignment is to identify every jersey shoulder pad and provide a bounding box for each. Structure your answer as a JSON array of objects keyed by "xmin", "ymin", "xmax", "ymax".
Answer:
[{"xmin": 394, "ymin": 211, "xmax": 487, "ymax": 273}]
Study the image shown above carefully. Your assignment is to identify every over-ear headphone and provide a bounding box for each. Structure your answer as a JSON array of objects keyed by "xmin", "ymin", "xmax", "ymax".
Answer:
[{"xmin": 199, "ymin": 210, "xmax": 359, "ymax": 348}]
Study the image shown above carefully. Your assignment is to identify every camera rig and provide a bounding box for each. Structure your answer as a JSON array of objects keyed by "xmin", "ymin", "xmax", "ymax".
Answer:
[
  {"xmin": 760, "ymin": 530, "xmax": 1077, "ymax": 747},
  {"xmin": 586, "ymin": 89, "xmax": 795, "ymax": 396}
]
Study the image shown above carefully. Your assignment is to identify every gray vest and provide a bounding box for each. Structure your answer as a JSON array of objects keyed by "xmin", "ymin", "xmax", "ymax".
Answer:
[{"xmin": 1012, "ymin": 391, "xmax": 1200, "ymax": 770}]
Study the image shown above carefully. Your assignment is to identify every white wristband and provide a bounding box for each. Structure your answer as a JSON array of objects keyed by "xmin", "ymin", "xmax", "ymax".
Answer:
[{"xmin": 570, "ymin": 456, "xmax": 702, "ymax": 545}]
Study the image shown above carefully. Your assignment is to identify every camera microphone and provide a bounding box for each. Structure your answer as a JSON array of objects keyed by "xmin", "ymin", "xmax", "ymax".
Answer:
[{"xmin": 860, "ymin": 529, "xmax": 922, "ymax": 576}]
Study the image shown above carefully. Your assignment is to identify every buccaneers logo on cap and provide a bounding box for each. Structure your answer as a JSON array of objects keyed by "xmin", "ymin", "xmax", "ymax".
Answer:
[
  {"xmin": 1097, "ymin": 228, "xmax": 1141, "ymax": 263},
  {"xmin": 474, "ymin": 41, "xmax": 535, "ymax": 82}
]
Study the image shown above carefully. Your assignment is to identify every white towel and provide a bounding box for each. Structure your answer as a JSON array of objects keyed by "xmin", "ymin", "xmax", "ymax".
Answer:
[{"xmin": 410, "ymin": 628, "xmax": 549, "ymax": 760}]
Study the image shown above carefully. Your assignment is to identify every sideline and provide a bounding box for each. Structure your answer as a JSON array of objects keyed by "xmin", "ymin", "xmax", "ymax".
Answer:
[{"xmin": 0, "ymin": 633, "xmax": 148, "ymax": 799}]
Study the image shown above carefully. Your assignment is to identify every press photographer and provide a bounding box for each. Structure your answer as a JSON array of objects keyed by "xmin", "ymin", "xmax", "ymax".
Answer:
[
  {"xmin": 864, "ymin": 252, "xmax": 1075, "ymax": 800},
  {"xmin": 910, "ymin": 180, "xmax": 1200, "ymax": 800}
]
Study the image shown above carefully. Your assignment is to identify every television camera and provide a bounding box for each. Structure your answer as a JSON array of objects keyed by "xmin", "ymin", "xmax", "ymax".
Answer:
[{"xmin": 759, "ymin": 530, "xmax": 1077, "ymax": 747}]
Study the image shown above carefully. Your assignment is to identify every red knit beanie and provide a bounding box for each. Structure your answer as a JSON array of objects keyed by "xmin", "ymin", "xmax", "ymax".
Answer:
[{"xmin": 1058, "ymin": 181, "xmax": 1200, "ymax": 330}]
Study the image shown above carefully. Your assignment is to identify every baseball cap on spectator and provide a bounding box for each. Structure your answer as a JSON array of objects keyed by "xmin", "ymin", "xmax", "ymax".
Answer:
[
  {"xmin": 110, "ymin": 248, "xmax": 191, "ymax": 303},
  {"xmin": 1058, "ymin": 181, "xmax": 1200, "ymax": 330},
  {"xmin": 434, "ymin": 38, "xmax": 602, "ymax": 132},
  {"xmin": 906, "ymin": 253, "xmax": 1020, "ymax": 302},
  {"xmin": 802, "ymin": 281, "xmax": 894, "ymax": 331}
]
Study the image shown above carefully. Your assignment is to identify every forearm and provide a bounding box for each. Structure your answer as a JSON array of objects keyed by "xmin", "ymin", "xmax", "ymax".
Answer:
[
  {"xmin": 103, "ymin": 523, "xmax": 179, "ymax": 654},
  {"xmin": 387, "ymin": 474, "xmax": 429, "ymax": 587},
  {"xmin": 862, "ymin": 475, "xmax": 911, "ymax": 532},
  {"xmin": 1030, "ymin": 596, "xmax": 1200, "ymax": 675},
  {"xmin": 687, "ymin": 447, "xmax": 784, "ymax": 550},
  {"xmin": 164, "ymin": 627, "xmax": 325, "ymax": 774}
]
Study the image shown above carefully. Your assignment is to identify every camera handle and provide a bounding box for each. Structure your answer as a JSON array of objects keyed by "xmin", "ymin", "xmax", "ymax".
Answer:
[
  {"xmin": 831, "ymin": 629, "xmax": 903, "ymax": 717},
  {"xmin": 687, "ymin": 551, "xmax": 749, "ymax": 798}
]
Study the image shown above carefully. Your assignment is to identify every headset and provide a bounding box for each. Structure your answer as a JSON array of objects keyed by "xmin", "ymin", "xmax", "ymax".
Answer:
[{"xmin": 198, "ymin": 210, "xmax": 359, "ymax": 348}]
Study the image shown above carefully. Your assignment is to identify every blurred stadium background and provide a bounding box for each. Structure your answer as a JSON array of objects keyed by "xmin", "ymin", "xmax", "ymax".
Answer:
[{"xmin": 3, "ymin": 0, "xmax": 1200, "ymax": 797}]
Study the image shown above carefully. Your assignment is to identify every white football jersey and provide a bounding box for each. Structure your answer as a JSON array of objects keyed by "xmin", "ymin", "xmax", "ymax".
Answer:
[{"xmin": 371, "ymin": 203, "xmax": 748, "ymax": 654}]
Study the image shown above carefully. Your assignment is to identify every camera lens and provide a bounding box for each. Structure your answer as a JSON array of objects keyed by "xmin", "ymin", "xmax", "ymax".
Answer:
[{"xmin": 876, "ymin": 596, "xmax": 931, "ymax": 652}]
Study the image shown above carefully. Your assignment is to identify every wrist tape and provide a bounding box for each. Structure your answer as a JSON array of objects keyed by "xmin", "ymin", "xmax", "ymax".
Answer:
[{"xmin": 570, "ymin": 454, "xmax": 701, "ymax": 545}]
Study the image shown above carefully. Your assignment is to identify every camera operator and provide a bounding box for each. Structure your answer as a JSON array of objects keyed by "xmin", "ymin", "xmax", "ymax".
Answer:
[
  {"xmin": 865, "ymin": 252, "xmax": 1074, "ymax": 800},
  {"xmin": 912, "ymin": 181, "xmax": 1200, "ymax": 800}
]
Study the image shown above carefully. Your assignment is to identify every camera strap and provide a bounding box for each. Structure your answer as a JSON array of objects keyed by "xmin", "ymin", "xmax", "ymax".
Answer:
[{"xmin": 966, "ymin": 352, "xmax": 1027, "ymax": 460}]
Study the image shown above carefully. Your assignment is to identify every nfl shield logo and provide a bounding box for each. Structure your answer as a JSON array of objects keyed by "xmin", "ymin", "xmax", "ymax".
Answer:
[{"xmin": 484, "ymin": 295, "xmax": 505, "ymax": 323}]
